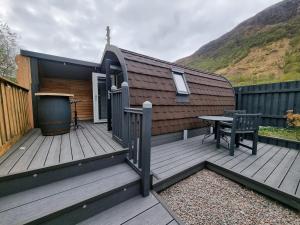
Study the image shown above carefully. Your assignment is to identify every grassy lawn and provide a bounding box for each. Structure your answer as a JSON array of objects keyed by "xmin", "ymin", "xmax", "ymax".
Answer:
[{"xmin": 259, "ymin": 126, "xmax": 300, "ymax": 142}]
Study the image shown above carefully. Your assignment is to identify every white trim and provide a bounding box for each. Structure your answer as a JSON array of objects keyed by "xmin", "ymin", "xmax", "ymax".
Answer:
[
  {"xmin": 172, "ymin": 71, "xmax": 190, "ymax": 95},
  {"xmin": 92, "ymin": 72, "xmax": 106, "ymax": 123}
]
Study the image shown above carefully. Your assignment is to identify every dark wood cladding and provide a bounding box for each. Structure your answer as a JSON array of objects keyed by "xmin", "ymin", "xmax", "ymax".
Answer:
[
  {"xmin": 39, "ymin": 77, "xmax": 93, "ymax": 120},
  {"xmin": 121, "ymin": 48, "xmax": 235, "ymax": 135}
]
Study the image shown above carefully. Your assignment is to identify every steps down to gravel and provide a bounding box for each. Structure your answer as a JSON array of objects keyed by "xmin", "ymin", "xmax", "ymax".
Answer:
[
  {"xmin": 0, "ymin": 163, "xmax": 141, "ymax": 225},
  {"xmin": 77, "ymin": 192, "xmax": 180, "ymax": 225},
  {"xmin": 0, "ymin": 150, "xmax": 128, "ymax": 197}
]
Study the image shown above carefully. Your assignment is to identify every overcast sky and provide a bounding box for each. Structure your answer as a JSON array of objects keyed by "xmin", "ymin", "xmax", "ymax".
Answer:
[{"xmin": 0, "ymin": 0, "xmax": 281, "ymax": 63}]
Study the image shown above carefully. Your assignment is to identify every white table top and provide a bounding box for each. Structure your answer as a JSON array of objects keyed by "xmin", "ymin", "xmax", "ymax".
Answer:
[
  {"xmin": 198, "ymin": 115, "xmax": 233, "ymax": 122},
  {"xmin": 35, "ymin": 92, "xmax": 74, "ymax": 97}
]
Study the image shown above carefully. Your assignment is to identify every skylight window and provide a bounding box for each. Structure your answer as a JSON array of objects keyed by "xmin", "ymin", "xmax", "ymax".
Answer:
[{"xmin": 172, "ymin": 71, "xmax": 189, "ymax": 95}]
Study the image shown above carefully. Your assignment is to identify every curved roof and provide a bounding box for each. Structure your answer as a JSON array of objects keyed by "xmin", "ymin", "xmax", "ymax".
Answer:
[{"xmin": 101, "ymin": 45, "xmax": 235, "ymax": 135}]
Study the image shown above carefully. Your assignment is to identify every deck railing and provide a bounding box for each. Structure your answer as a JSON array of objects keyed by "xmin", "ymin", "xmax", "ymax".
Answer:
[
  {"xmin": 0, "ymin": 76, "xmax": 31, "ymax": 156},
  {"xmin": 111, "ymin": 82, "xmax": 152, "ymax": 196},
  {"xmin": 123, "ymin": 102, "xmax": 152, "ymax": 196},
  {"xmin": 111, "ymin": 86, "xmax": 123, "ymax": 143}
]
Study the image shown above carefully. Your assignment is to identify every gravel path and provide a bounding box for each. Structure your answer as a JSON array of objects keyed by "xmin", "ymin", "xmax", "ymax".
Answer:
[{"xmin": 160, "ymin": 169, "xmax": 300, "ymax": 225}]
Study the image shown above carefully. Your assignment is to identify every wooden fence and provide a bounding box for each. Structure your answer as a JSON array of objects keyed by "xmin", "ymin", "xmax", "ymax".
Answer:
[
  {"xmin": 0, "ymin": 76, "xmax": 31, "ymax": 156},
  {"xmin": 235, "ymin": 81, "xmax": 300, "ymax": 127}
]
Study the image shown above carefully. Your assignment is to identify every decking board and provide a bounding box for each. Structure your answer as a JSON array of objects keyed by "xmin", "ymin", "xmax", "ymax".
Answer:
[
  {"xmin": 0, "ymin": 163, "xmax": 139, "ymax": 225},
  {"xmin": 265, "ymin": 149, "xmax": 298, "ymax": 188},
  {"xmin": 9, "ymin": 135, "xmax": 45, "ymax": 174},
  {"xmin": 252, "ymin": 147, "xmax": 289, "ymax": 182},
  {"xmin": 76, "ymin": 192, "xmax": 178, "ymax": 225},
  {"xmin": 240, "ymin": 145, "xmax": 281, "ymax": 177},
  {"xmin": 59, "ymin": 133, "xmax": 72, "ymax": 163},
  {"xmin": 279, "ymin": 151, "xmax": 300, "ymax": 195},
  {"xmin": 152, "ymin": 135, "xmax": 300, "ymax": 209},
  {"xmin": 44, "ymin": 135, "xmax": 61, "ymax": 166},
  {"xmin": 0, "ymin": 164, "xmax": 132, "ymax": 213},
  {"xmin": 0, "ymin": 122, "xmax": 124, "ymax": 177},
  {"xmin": 28, "ymin": 136, "xmax": 53, "ymax": 170},
  {"xmin": 0, "ymin": 130, "xmax": 41, "ymax": 176}
]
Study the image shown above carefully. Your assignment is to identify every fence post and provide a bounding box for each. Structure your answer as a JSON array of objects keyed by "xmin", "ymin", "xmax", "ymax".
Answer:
[
  {"xmin": 121, "ymin": 82, "xmax": 129, "ymax": 148},
  {"xmin": 141, "ymin": 101, "xmax": 152, "ymax": 197}
]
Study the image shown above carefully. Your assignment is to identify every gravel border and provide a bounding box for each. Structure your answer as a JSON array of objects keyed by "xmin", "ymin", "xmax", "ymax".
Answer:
[{"xmin": 160, "ymin": 169, "xmax": 300, "ymax": 225}]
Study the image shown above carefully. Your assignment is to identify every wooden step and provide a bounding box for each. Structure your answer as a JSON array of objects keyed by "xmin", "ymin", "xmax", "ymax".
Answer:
[
  {"xmin": 0, "ymin": 150, "xmax": 128, "ymax": 197},
  {"xmin": 76, "ymin": 192, "xmax": 180, "ymax": 225},
  {"xmin": 0, "ymin": 163, "xmax": 140, "ymax": 225}
]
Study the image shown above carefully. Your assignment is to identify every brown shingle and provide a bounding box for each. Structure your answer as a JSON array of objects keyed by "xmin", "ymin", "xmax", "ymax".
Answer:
[{"xmin": 111, "ymin": 47, "xmax": 235, "ymax": 135}]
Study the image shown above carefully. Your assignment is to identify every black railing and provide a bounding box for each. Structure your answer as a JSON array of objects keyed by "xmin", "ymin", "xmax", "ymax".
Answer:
[
  {"xmin": 110, "ymin": 82, "xmax": 152, "ymax": 196},
  {"xmin": 110, "ymin": 86, "xmax": 123, "ymax": 143},
  {"xmin": 124, "ymin": 103, "xmax": 152, "ymax": 197}
]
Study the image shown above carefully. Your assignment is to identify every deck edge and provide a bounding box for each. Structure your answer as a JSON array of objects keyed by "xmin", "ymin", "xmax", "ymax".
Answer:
[
  {"xmin": 152, "ymin": 191, "xmax": 186, "ymax": 225},
  {"xmin": 206, "ymin": 161, "xmax": 300, "ymax": 211},
  {"xmin": 153, "ymin": 161, "xmax": 206, "ymax": 192}
]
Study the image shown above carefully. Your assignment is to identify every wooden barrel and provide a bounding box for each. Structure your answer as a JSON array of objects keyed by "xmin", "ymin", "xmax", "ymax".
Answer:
[{"xmin": 37, "ymin": 95, "xmax": 72, "ymax": 136}]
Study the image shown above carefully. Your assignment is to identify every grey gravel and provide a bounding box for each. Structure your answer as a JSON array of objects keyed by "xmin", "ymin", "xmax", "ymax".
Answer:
[{"xmin": 160, "ymin": 169, "xmax": 300, "ymax": 225}]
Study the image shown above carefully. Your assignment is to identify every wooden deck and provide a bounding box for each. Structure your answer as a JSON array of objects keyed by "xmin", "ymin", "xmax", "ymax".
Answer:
[
  {"xmin": 151, "ymin": 135, "xmax": 300, "ymax": 209},
  {"xmin": 0, "ymin": 122, "xmax": 123, "ymax": 177}
]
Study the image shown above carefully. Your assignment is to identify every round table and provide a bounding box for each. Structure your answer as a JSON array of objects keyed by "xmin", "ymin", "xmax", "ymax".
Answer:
[
  {"xmin": 35, "ymin": 92, "xmax": 74, "ymax": 135},
  {"xmin": 198, "ymin": 116, "xmax": 233, "ymax": 143}
]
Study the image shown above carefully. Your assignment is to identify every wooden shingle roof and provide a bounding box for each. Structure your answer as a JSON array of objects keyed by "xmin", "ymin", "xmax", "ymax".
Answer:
[{"xmin": 104, "ymin": 45, "xmax": 235, "ymax": 135}]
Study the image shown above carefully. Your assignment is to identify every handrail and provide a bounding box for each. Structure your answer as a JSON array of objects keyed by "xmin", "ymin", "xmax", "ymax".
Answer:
[
  {"xmin": 0, "ymin": 76, "xmax": 29, "ymax": 91},
  {"xmin": 123, "ymin": 101, "xmax": 152, "ymax": 197},
  {"xmin": 124, "ymin": 107, "xmax": 143, "ymax": 114},
  {"xmin": 110, "ymin": 81, "xmax": 152, "ymax": 197},
  {"xmin": 118, "ymin": 82, "xmax": 152, "ymax": 197}
]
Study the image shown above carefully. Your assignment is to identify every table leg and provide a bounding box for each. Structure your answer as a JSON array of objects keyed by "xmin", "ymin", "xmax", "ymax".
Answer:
[{"xmin": 214, "ymin": 121, "xmax": 218, "ymax": 139}]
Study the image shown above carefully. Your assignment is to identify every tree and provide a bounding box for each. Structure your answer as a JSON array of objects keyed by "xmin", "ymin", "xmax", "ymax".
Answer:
[{"xmin": 0, "ymin": 22, "xmax": 18, "ymax": 79}]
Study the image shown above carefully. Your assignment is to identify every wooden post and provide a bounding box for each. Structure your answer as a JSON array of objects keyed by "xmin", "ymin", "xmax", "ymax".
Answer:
[
  {"xmin": 105, "ymin": 59, "xmax": 112, "ymax": 131},
  {"xmin": 121, "ymin": 82, "xmax": 129, "ymax": 148},
  {"xmin": 30, "ymin": 58, "xmax": 39, "ymax": 128},
  {"xmin": 141, "ymin": 101, "xmax": 152, "ymax": 197}
]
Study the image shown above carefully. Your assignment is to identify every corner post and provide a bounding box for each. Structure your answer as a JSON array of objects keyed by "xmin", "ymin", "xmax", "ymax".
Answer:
[
  {"xmin": 121, "ymin": 82, "xmax": 129, "ymax": 148},
  {"xmin": 105, "ymin": 59, "xmax": 112, "ymax": 131},
  {"xmin": 141, "ymin": 101, "xmax": 152, "ymax": 196}
]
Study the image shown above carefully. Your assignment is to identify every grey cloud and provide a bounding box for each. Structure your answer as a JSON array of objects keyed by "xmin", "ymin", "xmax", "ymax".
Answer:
[{"xmin": 0, "ymin": 0, "xmax": 281, "ymax": 62}]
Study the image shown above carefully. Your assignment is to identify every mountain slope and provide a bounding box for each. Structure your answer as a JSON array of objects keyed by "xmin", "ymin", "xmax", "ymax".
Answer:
[{"xmin": 177, "ymin": 0, "xmax": 300, "ymax": 86}]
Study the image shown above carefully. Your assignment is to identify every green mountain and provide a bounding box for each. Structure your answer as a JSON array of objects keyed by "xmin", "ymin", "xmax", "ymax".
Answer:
[{"xmin": 177, "ymin": 0, "xmax": 300, "ymax": 86}]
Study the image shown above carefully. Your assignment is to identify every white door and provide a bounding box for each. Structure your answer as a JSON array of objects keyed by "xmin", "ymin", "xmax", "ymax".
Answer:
[{"xmin": 92, "ymin": 72, "xmax": 107, "ymax": 123}]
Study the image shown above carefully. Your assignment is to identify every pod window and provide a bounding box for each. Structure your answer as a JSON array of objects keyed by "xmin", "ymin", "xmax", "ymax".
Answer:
[{"xmin": 172, "ymin": 71, "xmax": 189, "ymax": 95}]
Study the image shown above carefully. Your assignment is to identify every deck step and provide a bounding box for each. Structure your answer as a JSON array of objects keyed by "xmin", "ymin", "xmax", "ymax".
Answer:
[
  {"xmin": 0, "ymin": 150, "xmax": 128, "ymax": 197},
  {"xmin": 0, "ymin": 163, "xmax": 140, "ymax": 225},
  {"xmin": 76, "ymin": 193, "xmax": 179, "ymax": 225}
]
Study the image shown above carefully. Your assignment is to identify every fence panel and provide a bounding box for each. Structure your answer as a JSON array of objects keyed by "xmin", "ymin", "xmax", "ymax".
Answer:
[
  {"xmin": 235, "ymin": 81, "xmax": 300, "ymax": 127},
  {"xmin": 0, "ymin": 76, "xmax": 31, "ymax": 156}
]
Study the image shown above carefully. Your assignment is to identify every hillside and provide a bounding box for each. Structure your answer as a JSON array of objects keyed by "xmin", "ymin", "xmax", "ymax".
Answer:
[{"xmin": 177, "ymin": 0, "xmax": 300, "ymax": 86}]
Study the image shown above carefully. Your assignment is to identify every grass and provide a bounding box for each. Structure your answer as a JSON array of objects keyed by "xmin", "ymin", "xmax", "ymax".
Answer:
[
  {"xmin": 259, "ymin": 126, "xmax": 300, "ymax": 142},
  {"xmin": 227, "ymin": 72, "xmax": 300, "ymax": 86},
  {"xmin": 187, "ymin": 17, "xmax": 300, "ymax": 72},
  {"xmin": 184, "ymin": 16, "xmax": 300, "ymax": 86}
]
